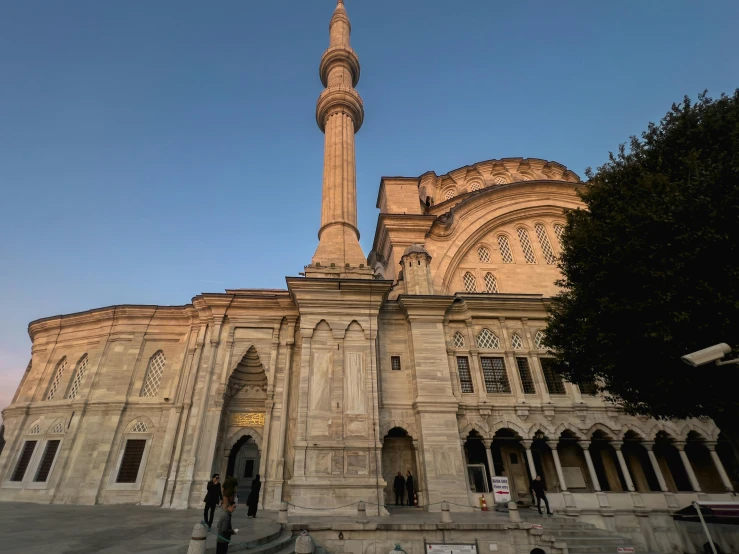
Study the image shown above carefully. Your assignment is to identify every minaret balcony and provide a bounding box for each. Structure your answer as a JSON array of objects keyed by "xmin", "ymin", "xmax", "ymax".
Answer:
[
  {"xmin": 316, "ymin": 86, "xmax": 364, "ymax": 132},
  {"xmin": 319, "ymin": 45, "xmax": 361, "ymax": 88}
]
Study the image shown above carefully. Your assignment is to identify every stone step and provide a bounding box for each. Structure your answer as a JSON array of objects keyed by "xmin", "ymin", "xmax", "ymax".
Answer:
[
  {"xmin": 561, "ymin": 537, "xmax": 637, "ymax": 545},
  {"xmin": 566, "ymin": 546, "xmax": 639, "ymax": 554},
  {"xmin": 216, "ymin": 530, "xmax": 295, "ymax": 554}
]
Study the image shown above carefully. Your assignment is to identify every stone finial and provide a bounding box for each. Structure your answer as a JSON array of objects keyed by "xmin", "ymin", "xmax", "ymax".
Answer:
[
  {"xmin": 296, "ymin": 531, "xmax": 315, "ymax": 554},
  {"xmin": 187, "ymin": 523, "xmax": 207, "ymax": 554},
  {"xmin": 440, "ymin": 501, "xmax": 453, "ymax": 523}
]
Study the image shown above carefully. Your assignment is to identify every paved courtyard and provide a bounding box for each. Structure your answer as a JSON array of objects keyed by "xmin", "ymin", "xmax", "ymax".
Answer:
[{"xmin": 0, "ymin": 502, "xmax": 280, "ymax": 554}]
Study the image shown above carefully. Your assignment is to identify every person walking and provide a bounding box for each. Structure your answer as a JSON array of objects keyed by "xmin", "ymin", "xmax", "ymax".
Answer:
[
  {"xmin": 393, "ymin": 471, "xmax": 405, "ymax": 506},
  {"xmin": 530, "ymin": 474, "xmax": 553, "ymax": 515},
  {"xmin": 405, "ymin": 470, "xmax": 415, "ymax": 507},
  {"xmin": 203, "ymin": 473, "xmax": 223, "ymax": 528},
  {"xmin": 247, "ymin": 474, "xmax": 262, "ymax": 519},
  {"xmin": 216, "ymin": 501, "xmax": 239, "ymax": 554},
  {"xmin": 222, "ymin": 475, "xmax": 239, "ymax": 506}
]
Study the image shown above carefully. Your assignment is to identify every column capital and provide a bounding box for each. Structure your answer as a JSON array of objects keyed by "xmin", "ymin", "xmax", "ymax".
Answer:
[
  {"xmin": 611, "ymin": 440, "xmax": 624, "ymax": 450},
  {"xmin": 521, "ymin": 439, "xmax": 533, "ymax": 449},
  {"xmin": 482, "ymin": 438, "xmax": 494, "ymax": 448},
  {"xmin": 577, "ymin": 440, "xmax": 591, "ymax": 450},
  {"xmin": 642, "ymin": 441, "xmax": 655, "ymax": 451},
  {"xmin": 705, "ymin": 441, "xmax": 717, "ymax": 451},
  {"xmin": 674, "ymin": 441, "xmax": 686, "ymax": 451},
  {"xmin": 544, "ymin": 439, "xmax": 559, "ymax": 450}
]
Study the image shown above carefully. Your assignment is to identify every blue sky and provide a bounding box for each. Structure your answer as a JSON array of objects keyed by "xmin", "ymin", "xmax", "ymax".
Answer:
[{"xmin": 0, "ymin": 0, "xmax": 736, "ymax": 414}]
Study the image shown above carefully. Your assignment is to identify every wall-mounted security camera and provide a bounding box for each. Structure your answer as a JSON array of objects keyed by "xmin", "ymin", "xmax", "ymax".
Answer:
[{"xmin": 681, "ymin": 343, "xmax": 734, "ymax": 367}]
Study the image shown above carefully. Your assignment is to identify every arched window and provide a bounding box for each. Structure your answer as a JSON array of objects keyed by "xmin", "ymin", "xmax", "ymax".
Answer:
[
  {"xmin": 67, "ymin": 355, "xmax": 88, "ymax": 400},
  {"xmin": 469, "ymin": 181, "xmax": 482, "ymax": 192},
  {"xmin": 29, "ymin": 422, "xmax": 41, "ymax": 435},
  {"xmin": 463, "ymin": 272, "xmax": 477, "ymax": 292},
  {"xmin": 477, "ymin": 246, "xmax": 491, "ymax": 263},
  {"xmin": 497, "ymin": 235, "xmax": 514, "ymax": 263},
  {"xmin": 477, "ymin": 328, "xmax": 500, "ymax": 349},
  {"xmin": 517, "ymin": 228, "xmax": 537, "ymax": 264},
  {"xmin": 493, "ymin": 175, "xmax": 507, "ymax": 185},
  {"xmin": 511, "ymin": 333, "xmax": 524, "ymax": 349},
  {"xmin": 46, "ymin": 358, "xmax": 67, "ymax": 400},
  {"xmin": 444, "ymin": 189, "xmax": 455, "ymax": 201},
  {"xmin": 49, "ymin": 421, "xmax": 65, "ymax": 434},
  {"xmin": 535, "ymin": 224, "xmax": 557, "ymax": 265},
  {"xmin": 453, "ymin": 332, "xmax": 466, "ymax": 348},
  {"xmin": 131, "ymin": 421, "xmax": 149, "ymax": 433},
  {"xmin": 484, "ymin": 272, "xmax": 498, "ymax": 293},
  {"xmin": 553, "ymin": 223, "xmax": 565, "ymax": 246},
  {"xmin": 534, "ymin": 330, "xmax": 545, "ymax": 349},
  {"xmin": 140, "ymin": 351, "xmax": 165, "ymax": 398}
]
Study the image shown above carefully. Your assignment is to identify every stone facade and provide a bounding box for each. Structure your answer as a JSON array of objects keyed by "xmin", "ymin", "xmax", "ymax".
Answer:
[{"xmin": 1, "ymin": 3, "xmax": 737, "ymax": 542}]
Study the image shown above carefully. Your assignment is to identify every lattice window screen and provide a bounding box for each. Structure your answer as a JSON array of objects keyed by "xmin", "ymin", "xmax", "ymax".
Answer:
[
  {"xmin": 534, "ymin": 330, "xmax": 545, "ymax": 349},
  {"xmin": 540, "ymin": 358, "xmax": 567, "ymax": 395},
  {"xmin": 456, "ymin": 357, "xmax": 474, "ymax": 393},
  {"xmin": 46, "ymin": 358, "xmax": 67, "ymax": 400},
  {"xmin": 141, "ymin": 351, "xmax": 165, "ymax": 398},
  {"xmin": 477, "ymin": 329, "xmax": 500, "ymax": 349},
  {"xmin": 463, "ymin": 272, "xmax": 477, "ymax": 292},
  {"xmin": 67, "ymin": 355, "xmax": 88, "ymax": 400},
  {"xmin": 29, "ymin": 423, "xmax": 40, "ymax": 435},
  {"xmin": 469, "ymin": 181, "xmax": 481, "ymax": 191},
  {"xmin": 497, "ymin": 235, "xmax": 514, "ymax": 263},
  {"xmin": 511, "ymin": 333, "xmax": 524, "ymax": 349},
  {"xmin": 553, "ymin": 223, "xmax": 565, "ymax": 243},
  {"xmin": 484, "ymin": 273, "xmax": 498, "ymax": 293},
  {"xmin": 453, "ymin": 332, "xmax": 466, "ymax": 348},
  {"xmin": 50, "ymin": 422, "xmax": 64, "ymax": 434},
  {"xmin": 493, "ymin": 176, "xmax": 507, "ymax": 185},
  {"xmin": 444, "ymin": 189, "xmax": 455, "ymax": 200},
  {"xmin": 131, "ymin": 421, "xmax": 149, "ymax": 433},
  {"xmin": 535, "ymin": 224, "xmax": 557, "ymax": 265},
  {"xmin": 477, "ymin": 246, "xmax": 491, "ymax": 263},
  {"xmin": 481, "ymin": 357, "xmax": 511, "ymax": 393},
  {"xmin": 516, "ymin": 357, "xmax": 536, "ymax": 394},
  {"xmin": 517, "ymin": 228, "xmax": 537, "ymax": 264}
]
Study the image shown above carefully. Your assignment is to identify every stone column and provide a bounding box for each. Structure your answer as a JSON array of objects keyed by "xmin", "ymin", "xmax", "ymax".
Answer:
[
  {"xmin": 483, "ymin": 439, "xmax": 496, "ymax": 478},
  {"xmin": 412, "ymin": 439, "xmax": 425, "ymax": 506},
  {"xmin": 643, "ymin": 442, "xmax": 669, "ymax": 492},
  {"xmin": 611, "ymin": 441, "xmax": 635, "ymax": 492},
  {"xmin": 675, "ymin": 442, "xmax": 702, "ymax": 492},
  {"xmin": 547, "ymin": 440, "xmax": 567, "ymax": 491},
  {"xmin": 460, "ymin": 438, "xmax": 470, "ymax": 491},
  {"xmin": 706, "ymin": 442, "xmax": 735, "ymax": 492},
  {"xmin": 578, "ymin": 441, "xmax": 601, "ymax": 492},
  {"xmin": 522, "ymin": 440, "xmax": 537, "ymax": 479}
]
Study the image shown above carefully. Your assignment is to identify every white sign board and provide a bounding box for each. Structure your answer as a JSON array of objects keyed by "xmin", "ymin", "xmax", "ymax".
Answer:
[
  {"xmin": 616, "ymin": 549, "xmax": 635, "ymax": 553},
  {"xmin": 491, "ymin": 476, "xmax": 511, "ymax": 503},
  {"xmin": 427, "ymin": 544, "xmax": 477, "ymax": 554}
]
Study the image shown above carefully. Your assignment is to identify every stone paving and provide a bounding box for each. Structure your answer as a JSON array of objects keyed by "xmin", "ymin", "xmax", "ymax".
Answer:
[{"xmin": 0, "ymin": 502, "xmax": 280, "ymax": 554}]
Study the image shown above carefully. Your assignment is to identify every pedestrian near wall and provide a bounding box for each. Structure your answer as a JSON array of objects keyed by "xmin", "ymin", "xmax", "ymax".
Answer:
[
  {"xmin": 405, "ymin": 470, "xmax": 415, "ymax": 506},
  {"xmin": 393, "ymin": 471, "xmax": 406, "ymax": 506},
  {"xmin": 216, "ymin": 501, "xmax": 239, "ymax": 554},
  {"xmin": 530, "ymin": 475, "xmax": 553, "ymax": 515},
  {"xmin": 203, "ymin": 473, "xmax": 223, "ymax": 528},
  {"xmin": 247, "ymin": 474, "xmax": 261, "ymax": 518}
]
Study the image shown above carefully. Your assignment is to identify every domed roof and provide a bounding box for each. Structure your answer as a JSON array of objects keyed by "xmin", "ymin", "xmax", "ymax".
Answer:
[{"xmin": 402, "ymin": 244, "xmax": 429, "ymax": 256}]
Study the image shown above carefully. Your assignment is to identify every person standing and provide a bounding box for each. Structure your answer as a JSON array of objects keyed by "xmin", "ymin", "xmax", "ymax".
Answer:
[
  {"xmin": 247, "ymin": 474, "xmax": 262, "ymax": 519},
  {"xmin": 216, "ymin": 501, "xmax": 239, "ymax": 553},
  {"xmin": 222, "ymin": 475, "xmax": 239, "ymax": 506},
  {"xmin": 203, "ymin": 473, "xmax": 223, "ymax": 528},
  {"xmin": 405, "ymin": 470, "xmax": 415, "ymax": 507},
  {"xmin": 530, "ymin": 474, "xmax": 553, "ymax": 515},
  {"xmin": 393, "ymin": 471, "xmax": 405, "ymax": 506}
]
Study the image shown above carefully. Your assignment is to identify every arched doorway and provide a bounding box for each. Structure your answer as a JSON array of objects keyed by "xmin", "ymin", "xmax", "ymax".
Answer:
[
  {"xmin": 226, "ymin": 435, "xmax": 260, "ymax": 503},
  {"xmin": 491, "ymin": 428, "xmax": 530, "ymax": 501},
  {"xmin": 381, "ymin": 427, "xmax": 419, "ymax": 507}
]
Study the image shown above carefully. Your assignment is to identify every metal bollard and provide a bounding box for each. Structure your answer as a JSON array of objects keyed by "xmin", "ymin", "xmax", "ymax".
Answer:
[
  {"xmin": 508, "ymin": 501, "xmax": 521, "ymax": 522},
  {"xmin": 296, "ymin": 530, "xmax": 315, "ymax": 554},
  {"xmin": 440, "ymin": 501, "xmax": 453, "ymax": 523},
  {"xmin": 187, "ymin": 523, "xmax": 207, "ymax": 554},
  {"xmin": 357, "ymin": 500, "xmax": 369, "ymax": 523},
  {"xmin": 278, "ymin": 501, "xmax": 289, "ymax": 524}
]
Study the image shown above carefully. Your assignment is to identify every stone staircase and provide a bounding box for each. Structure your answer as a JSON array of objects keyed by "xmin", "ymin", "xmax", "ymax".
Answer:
[
  {"xmin": 524, "ymin": 514, "xmax": 644, "ymax": 554},
  {"xmin": 207, "ymin": 526, "xmax": 296, "ymax": 554}
]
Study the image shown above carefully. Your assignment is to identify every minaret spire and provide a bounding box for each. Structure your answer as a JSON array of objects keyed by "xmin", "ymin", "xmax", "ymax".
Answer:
[{"xmin": 308, "ymin": 0, "xmax": 370, "ymax": 277}]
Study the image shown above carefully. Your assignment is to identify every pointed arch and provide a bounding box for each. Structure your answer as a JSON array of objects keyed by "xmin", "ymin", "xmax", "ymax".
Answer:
[
  {"xmin": 27, "ymin": 419, "xmax": 42, "ymax": 435},
  {"xmin": 343, "ymin": 319, "xmax": 366, "ymax": 338},
  {"xmin": 125, "ymin": 416, "xmax": 155, "ymax": 434},
  {"xmin": 140, "ymin": 350, "xmax": 165, "ymax": 398},
  {"xmin": 585, "ymin": 423, "xmax": 620, "ymax": 439},
  {"xmin": 553, "ymin": 422, "xmax": 586, "ymax": 440},
  {"xmin": 225, "ymin": 427, "xmax": 263, "ymax": 451},
  {"xmin": 227, "ymin": 345, "xmax": 268, "ymax": 397},
  {"xmin": 380, "ymin": 420, "xmax": 418, "ymax": 440},
  {"xmin": 528, "ymin": 423, "xmax": 556, "ymax": 439},
  {"xmin": 460, "ymin": 421, "xmax": 488, "ymax": 438},
  {"xmin": 619, "ymin": 423, "xmax": 650, "ymax": 440},
  {"xmin": 46, "ymin": 356, "xmax": 68, "ymax": 400},
  {"xmin": 66, "ymin": 353, "xmax": 89, "ymax": 400},
  {"xmin": 48, "ymin": 418, "xmax": 66, "ymax": 435},
  {"xmin": 489, "ymin": 420, "xmax": 527, "ymax": 439}
]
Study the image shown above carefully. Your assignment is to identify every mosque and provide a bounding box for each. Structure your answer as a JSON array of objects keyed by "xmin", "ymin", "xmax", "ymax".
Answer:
[{"xmin": 1, "ymin": 1, "xmax": 736, "ymax": 536}]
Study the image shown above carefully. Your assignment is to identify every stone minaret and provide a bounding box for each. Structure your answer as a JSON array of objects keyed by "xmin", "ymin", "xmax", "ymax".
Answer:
[{"xmin": 308, "ymin": 0, "xmax": 370, "ymax": 278}]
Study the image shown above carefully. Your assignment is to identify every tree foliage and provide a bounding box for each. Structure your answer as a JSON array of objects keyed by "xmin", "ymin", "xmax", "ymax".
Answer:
[{"xmin": 545, "ymin": 90, "xmax": 739, "ymax": 429}]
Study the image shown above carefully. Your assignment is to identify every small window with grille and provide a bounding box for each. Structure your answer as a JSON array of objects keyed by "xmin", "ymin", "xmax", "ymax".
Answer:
[
  {"xmin": 516, "ymin": 357, "xmax": 536, "ymax": 394},
  {"xmin": 511, "ymin": 333, "xmax": 524, "ymax": 349},
  {"xmin": 469, "ymin": 181, "xmax": 482, "ymax": 192},
  {"xmin": 477, "ymin": 328, "xmax": 500, "ymax": 349},
  {"xmin": 480, "ymin": 357, "xmax": 511, "ymax": 393},
  {"xmin": 141, "ymin": 351, "xmax": 165, "ymax": 398},
  {"xmin": 116, "ymin": 439, "xmax": 147, "ymax": 484},
  {"xmin": 497, "ymin": 235, "xmax": 514, "ymax": 264},
  {"xmin": 579, "ymin": 381, "xmax": 598, "ymax": 396},
  {"xmin": 391, "ymin": 356, "xmax": 401, "ymax": 371},
  {"xmin": 463, "ymin": 272, "xmax": 477, "ymax": 292},
  {"xmin": 29, "ymin": 423, "xmax": 41, "ymax": 435},
  {"xmin": 456, "ymin": 357, "xmax": 474, "ymax": 393},
  {"xmin": 33, "ymin": 440, "xmax": 61, "ymax": 482},
  {"xmin": 484, "ymin": 273, "xmax": 498, "ymax": 293},
  {"xmin": 49, "ymin": 421, "xmax": 64, "ymax": 435},
  {"xmin": 553, "ymin": 223, "xmax": 565, "ymax": 244},
  {"xmin": 534, "ymin": 330, "xmax": 545, "ymax": 349},
  {"xmin": 517, "ymin": 228, "xmax": 537, "ymax": 264},
  {"xmin": 46, "ymin": 357, "xmax": 67, "ymax": 400},
  {"xmin": 535, "ymin": 224, "xmax": 557, "ymax": 265},
  {"xmin": 131, "ymin": 421, "xmax": 149, "ymax": 433},
  {"xmin": 477, "ymin": 246, "xmax": 491, "ymax": 263},
  {"xmin": 11, "ymin": 440, "xmax": 37, "ymax": 482},
  {"xmin": 453, "ymin": 332, "xmax": 465, "ymax": 348},
  {"xmin": 540, "ymin": 358, "xmax": 566, "ymax": 395},
  {"xmin": 444, "ymin": 189, "xmax": 455, "ymax": 201},
  {"xmin": 493, "ymin": 175, "xmax": 507, "ymax": 185},
  {"xmin": 67, "ymin": 355, "xmax": 88, "ymax": 400}
]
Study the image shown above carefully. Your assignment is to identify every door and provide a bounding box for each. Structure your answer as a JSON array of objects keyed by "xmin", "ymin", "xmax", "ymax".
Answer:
[{"xmin": 501, "ymin": 445, "xmax": 530, "ymax": 501}]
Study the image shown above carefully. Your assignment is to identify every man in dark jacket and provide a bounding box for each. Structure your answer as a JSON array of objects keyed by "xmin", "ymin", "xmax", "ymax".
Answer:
[
  {"xmin": 530, "ymin": 475, "xmax": 552, "ymax": 515},
  {"xmin": 203, "ymin": 473, "xmax": 223, "ymax": 527},
  {"xmin": 216, "ymin": 501, "xmax": 238, "ymax": 553},
  {"xmin": 405, "ymin": 470, "xmax": 415, "ymax": 506},
  {"xmin": 393, "ymin": 472, "xmax": 405, "ymax": 505}
]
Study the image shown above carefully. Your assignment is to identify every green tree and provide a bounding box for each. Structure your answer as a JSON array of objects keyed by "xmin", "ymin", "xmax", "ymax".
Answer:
[{"xmin": 544, "ymin": 90, "xmax": 739, "ymax": 435}]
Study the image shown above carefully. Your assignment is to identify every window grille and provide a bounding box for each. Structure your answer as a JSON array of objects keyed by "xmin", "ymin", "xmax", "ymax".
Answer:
[
  {"xmin": 540, "ymin": 358, "xmax": 566, "ymax": 395},
  {"xmin": 517, "ymin": 228, "xmax": 537, "ymax": 264},
  {"xmin": 497, "ymin": 235, "xmax": 514, "ymax": 263},
  {"xmin": 391, "ymin": 356, "xmax": 401, "ymax": 371},
  {"xmin": 67, "ymin": 355, "xmax": 88, "ymax": 400},
  {"xmin": 463, "ymin": 272, "xmax": 477, "ymax": 292},
  {"xmin": 115, "ymin": 439, "xmax": 147, "ymax": 483},
  {"xmin": 453, "ymin": 332, "xmax": 466, "ymax": 348},
  {"xmin": 444, "ymin": 189, "xmax": 455, "ymax": 201},
  {"xmin": 11, "ymin": 441, "xmax": 37, "ymax": 481},
  {"xmin": 29, "ymin": 423, "xmax": 41, "ymax": 435},
  {"xmin": 493, "ymin": 176, "xmax": 507, "ymax": 185},
  {"xmin": 535, "ymin": 224, "xmax": 557, "ymax": 265},
  {"xmin": 480, "ymin": 357, "xmax": 511, "ymax": 393},
  {"xmin": 484, "ymin": 273, "xmax": 498, "ymax": 293},
  {"xmin": 516, "ymin": 357, "xmax": 536, "ymax": 394},
  {"xmin": 553, "ymin": 223, "xmax": 565, "ymax": 244},
  {"xmin": 511, "ymin": 333, "xmax": 524, "ymax": 349},
  {"xmin": 46, "ymin": 358, "xmax": 67, "ymax": 400},
  {"xmin": 579, "ymin": 381, "xmax": 598, "ymax": 396},
  {"xmin": 469, "ymin": 181, "xmax": 481, "ymax": 192},
  {"xmin": 477, "ymin": 328, "xmax": 500, "ymax": 350},
  {"xmin": 141, "ymin": 351, "xmax": 165, "ymax": 398},
  {"xmin": 521, "ymin": 175, "xmax": 532, "ymax": 181},
  {"xmin": 33, "ymin": 440, "xmax": 61, "ymax": 482},
  {"xmin": 477, "ymin": 246, "xmax": 491, "ymax": 263},
  {"xmin": 456, "ymin": 357, "xmax": 474, "ymax": 393},
  {"xmin": 534, "ymin": 330, "xmax": 545, "ymax": 349},
  {"xmin": 131, "ymin": 421, "xmax": 149, "ymax": 433},
  {"xmin": 49, "ymin": 422, "xmax": 64, "ymax": 435}
]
